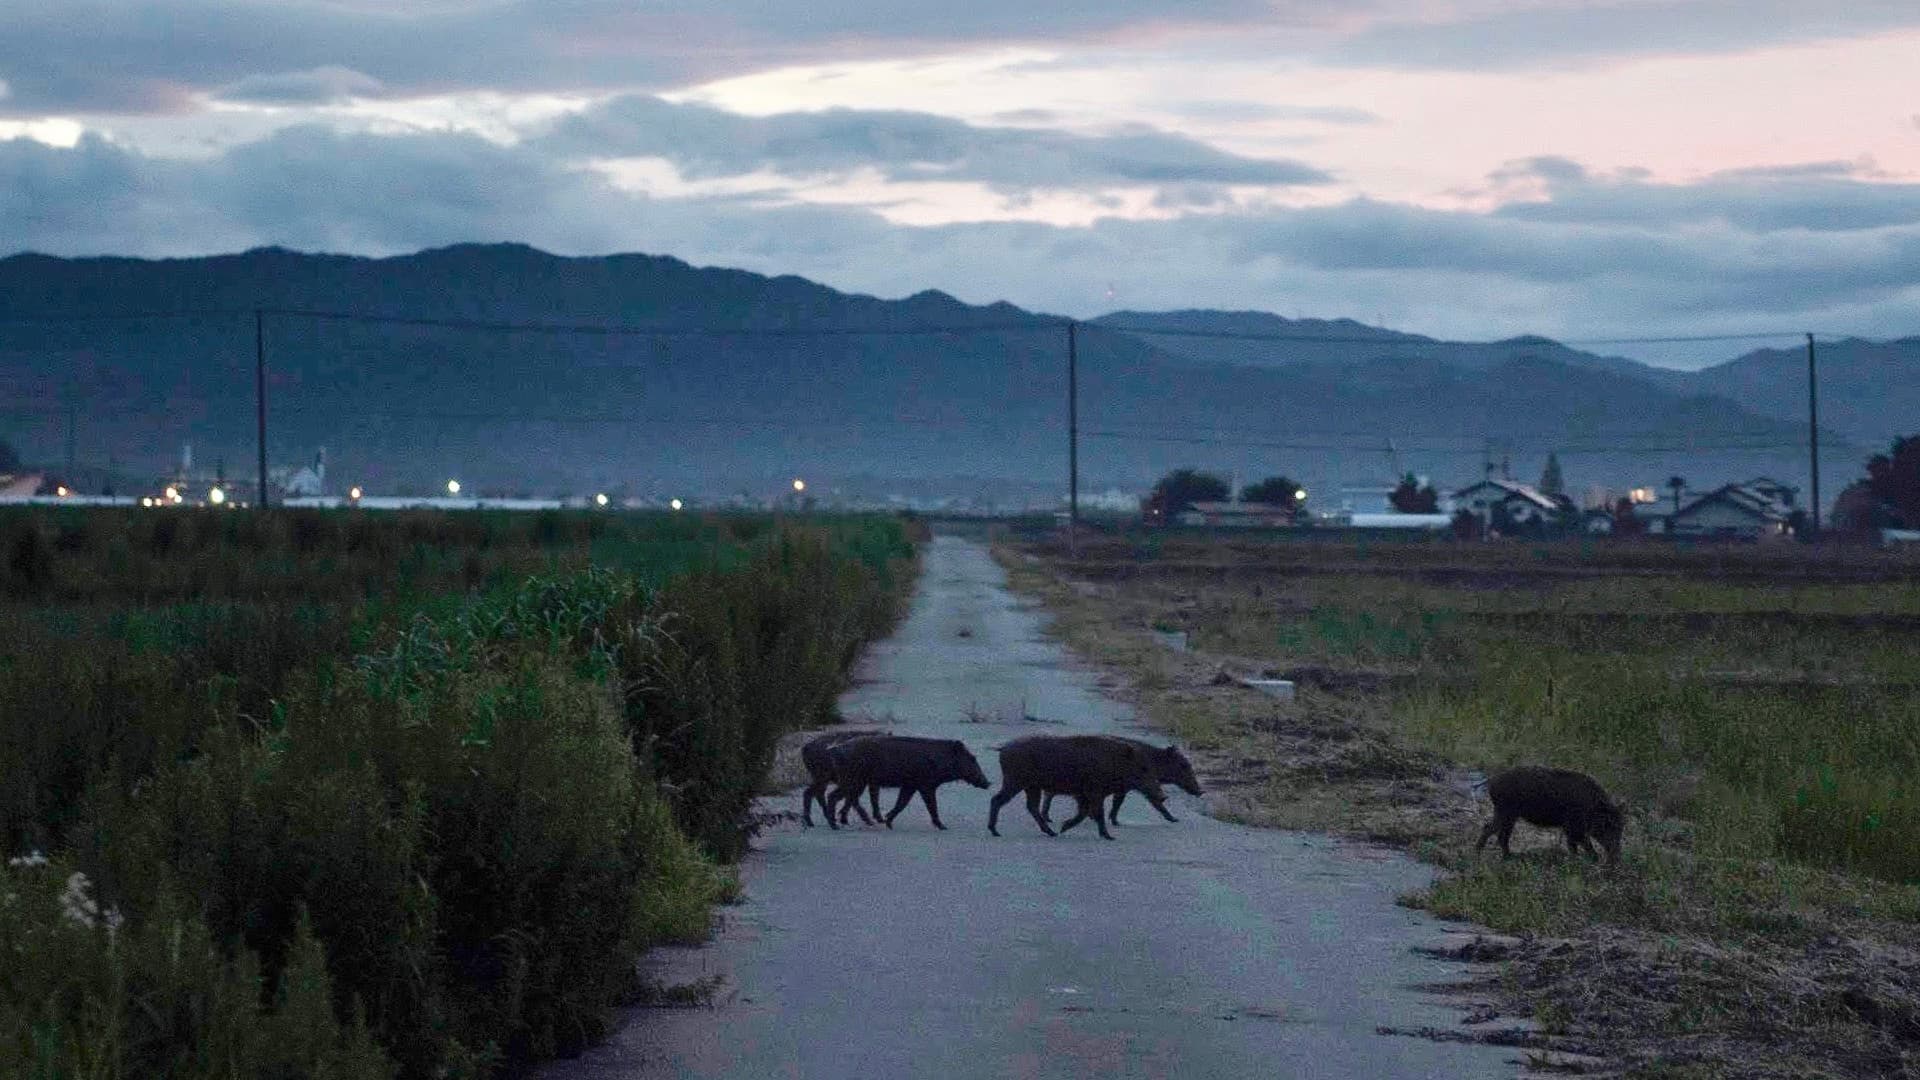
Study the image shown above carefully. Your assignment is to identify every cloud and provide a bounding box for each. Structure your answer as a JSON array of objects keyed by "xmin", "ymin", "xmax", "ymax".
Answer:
[
  {"xmin": 1330, "ymin": 0, "xmax": 1920, "ymax": 71},
  {"xmin": 1491, "ymin": 155, "xmax": 1920, "ymax": 232},
  {"xmin": 2, "ymin": 126, "xmax": 1918, "ymax": 345},
  {"xmin": 541, "ymin": 96, "xmax": 1333, "ymax": 189},
  {"xmin": 215, "ymin": 65, "xmax": 385, "ymax": 106},
  {"xmin": 0, "ymin": 0, "xmax": 1272, "ymax": 115},
  {"xmin": 1168, "ymin": 100, "xmax": 1380, "ymax": 124}
]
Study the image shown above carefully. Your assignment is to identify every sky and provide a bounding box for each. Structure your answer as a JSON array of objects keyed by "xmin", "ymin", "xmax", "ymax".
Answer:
[{"xmin": 2, "ymin": 0, "xmax": 1918, "ymax": 365}]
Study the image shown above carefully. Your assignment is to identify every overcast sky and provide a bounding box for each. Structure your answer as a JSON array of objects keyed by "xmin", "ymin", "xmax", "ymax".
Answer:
[{"xmin": 3, "ymin": 0, "xmax": 1918, "ymax": 362}]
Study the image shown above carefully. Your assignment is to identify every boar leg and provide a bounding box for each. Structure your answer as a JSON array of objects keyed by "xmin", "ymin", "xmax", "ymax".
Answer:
[
  {"xmin": 1568, "ymin": 829, "xmax": 1598, "ymax": 860},
  {"xmin": 802, "ymin": 780, "xmax": 824, "ymax": 827},
  {"xmin": 824, "ymin": 784, "xmax": 856, "ymax": 830},
  {"xmin": 1476, "ymin": 813, "xmax": 1518, "ymax": 857},
  {"xmin": 1141, "ymin": 790, "xmax": 1177, "ymax": 824},
  {"xmin": 1109, "ymin": 791, "xmax": 1126, "ymax": 824},
  {"xmin": 1023, "ymin": 787, "xmax": 1056, "ymax": 837},
  {"xmin": 1058, "ymin": 795, "xmax": 1093, "ymax": 835},
  {"xmin": 988, "ymin": 785, "xmax": 1016, "ymax": 835},
  {"xmin": 882, "ymin": 786, "xmax": 916, "ymax": 828},
  {"xmin": 869, "ymin": 785, "xmax": 883, "ymax": 823},
  {"xmin": 1039, "ymin": 792, "xmax": 1055, "ymax": 822},
  {"xmin": 840, "ymin": 786, "xmax": 875, "ymax": 827},
  {"xmin": 919, "ymin": 785, "xmax": 947, "ymax": 830}
]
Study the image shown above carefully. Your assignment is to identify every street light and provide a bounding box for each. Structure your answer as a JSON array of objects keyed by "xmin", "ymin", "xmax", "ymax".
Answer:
[
  {"xmin": 55, "ymin": 485, "xmax": 69, "ymax": 497},
  {"xmin": 1294, "ymin": 488, "xmax": 1307, "ymax": 502},
  {"xmin": 208, "ymin": 486, "xmax": 226, "ymax": 506},
  {"xmin": 595, "ymin": 492, "xmax": 609, "ymax": 507},
  {"xmin": 670, "ymin": 498, "xmax": 683, "ymax": 511},
  {"xmin": 446, "ymin": 479, "xmax": 461, "ymax": 496},
  {"xmin": 349, "ymin": 486, "xmax": 363, "ymax": 501},
  {"xmin": 792, "ymin": 478, "xmax": 806, "ymax": 493}
]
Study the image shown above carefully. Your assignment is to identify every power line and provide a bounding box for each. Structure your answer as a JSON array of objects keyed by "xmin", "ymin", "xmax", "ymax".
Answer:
[
  {"xmin": 1080, "ymin": 429, "xmax": 1848, "ymax": 456},
  {"xmin": 0, "ymin": 309, "xmax": 248, "ymax": 326},
  {"xmin": 260, "ymin": 307, "xmax": 1064, "ymax": 338}
]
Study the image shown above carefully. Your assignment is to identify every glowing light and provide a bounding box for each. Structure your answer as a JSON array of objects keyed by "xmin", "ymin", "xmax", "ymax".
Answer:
[
  {"xmin": 595, "ymin": 492, "xmax": 609, "ymax": 507},
  {"xmin": 349, "ymin": 486, "xmax": 363, "ymax": 500},
  {"xmin": 792, "ymin": 478, "xmax": 806, "ymax": 493},
  {"xmin": 208, "ymin": 487, "xmax": 226, "ymax": 505},
  {"xmin": 670, "ymin": 498, "xmax": 683, "ymax": 511},
  {"xmin": 1294, "ymin": 489, "xmax": 1307, "ymax": 501},
  {"xmin": 55, "ymin": 485, "xmax": 69, "ymax": 497},
  {"xmin": 140, "ymin": 497, "xmax": 153, "ymax": 508},
  {"xmin": 446, "ymin": 479, "xmax": 461, "ymax": 496}
]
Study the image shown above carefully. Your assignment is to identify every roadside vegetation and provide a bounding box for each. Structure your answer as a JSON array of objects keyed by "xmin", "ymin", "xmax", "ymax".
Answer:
[
  {"xmin": 1002, "ymin": 530, "xmax": 1920, "ymax": 1078},
  {"xmin": 0, "ymin": 507, "xmax": 919, "ymax": 1079}
]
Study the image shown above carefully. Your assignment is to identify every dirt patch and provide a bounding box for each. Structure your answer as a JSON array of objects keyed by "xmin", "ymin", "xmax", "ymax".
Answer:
[
  {"xmin": 1397, "ymin": 927, "xmax": 1920, "ymax": 1078},
  {"xmin": 992, "ymin": 549, "xmax": 1482, "ymax": 849}
]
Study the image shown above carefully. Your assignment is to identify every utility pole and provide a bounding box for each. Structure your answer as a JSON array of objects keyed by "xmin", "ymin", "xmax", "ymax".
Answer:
[
  {"xmin": 63, "ymin": 387, "xmax": 76, "ymax": 484},
  {"xmin": 1067, "ymin": 320, "xmax": 1079, "ymax": 557},
  {"xmin": 1806, "ymin": 333, "xmax": 1820, "ymax": 537},
  {"xmin": 255, "ymin": 309, "xmax": 270, "ymax": 509}
]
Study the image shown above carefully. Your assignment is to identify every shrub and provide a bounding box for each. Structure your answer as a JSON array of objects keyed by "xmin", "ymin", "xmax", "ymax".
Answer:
[{"xmin": 0, "ymin": 860, "xmax": 394, "ymax": 1080}]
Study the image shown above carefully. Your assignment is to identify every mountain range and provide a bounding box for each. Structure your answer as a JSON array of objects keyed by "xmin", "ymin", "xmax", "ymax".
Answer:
[{"xmin": 0, "ymin": 244, "xmax": 1910, "ymax": 507}]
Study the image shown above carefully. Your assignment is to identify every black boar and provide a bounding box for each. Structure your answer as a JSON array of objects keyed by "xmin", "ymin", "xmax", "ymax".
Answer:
[
  {"xmin": 823, "ymin": 735, "xmax": 992, "ymax": 831},
  {"xmin": 1039, "ymin": 737, "xmax": 1201, "ymax": 826},
  {"xmin": 989, "ymin": 735, "xmax": 1169, "ymax": 841},
  {"xmin": 800, "ymin": 730, "xmax": 888, "ymax": 828},
  {"xmin": 1476, "ymin": 766, "xmax": 1625, "ymax": 864}
]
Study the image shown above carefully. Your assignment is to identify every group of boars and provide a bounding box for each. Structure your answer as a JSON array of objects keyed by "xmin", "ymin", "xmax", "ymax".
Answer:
[
  {"xmin": 799, "ymin": 731, "xmax": 1200, "ymax": 840},
  {"xmin": 800, "ymin": 729, "xmax": 1627, "ymax": 861}
]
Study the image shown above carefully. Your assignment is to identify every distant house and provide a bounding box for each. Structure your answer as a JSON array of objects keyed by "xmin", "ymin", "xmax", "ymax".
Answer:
[
  {"xmin": 1670, "ymin": 481, "xmax": 1796, "ymax": 540},
  {"xmin": 1338, "ymin": 484, "xmax": 1398, "ymax": 515},
  {"xmin": 1742, "ymin": 476, "xmax": 1799, "ymax": 509},
  {"xmin": 1177, "ymin": 500, "xmax": 1299, "ymax": 528},
  {"xmin": 1582, "ymin": 508, "xmax": 1615, "ymax": 535},
  {"xmin": 1450, "ymin": 479, "xmax": 1573, "ymax": 534},
  {"xmin": 0, "ymin": 473, "xmax": 43, "ymax": 499}
]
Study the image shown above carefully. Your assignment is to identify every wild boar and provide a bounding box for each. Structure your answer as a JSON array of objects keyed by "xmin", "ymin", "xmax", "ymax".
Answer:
[
  {"xmin": 823, "ymin": 735, "xmax": 992, "ymax": 831},
  {"xmin": 1039, "ymin": 736, "xmax": 1201, "ymax": 827},
  {"xmin": 989, "ymin": 735, "xmax": 1168, "ymax": 841},
  {"xmin": 800, "ymin": 730, "xmax": 888, "ymax": 828},
  {"xmin": 1476, "ymin": 766, "xmax": 1625, "ymax": 864}
]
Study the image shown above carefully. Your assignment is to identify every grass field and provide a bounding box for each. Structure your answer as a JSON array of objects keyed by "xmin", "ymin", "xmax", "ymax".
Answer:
[
  {"xmin": 0, "ymin": 507, "xmax": 920, "ymax": 1080},
  {"xmin": 1004, "ymin": 529, "xmax": 1920, "ymax": 1078}
]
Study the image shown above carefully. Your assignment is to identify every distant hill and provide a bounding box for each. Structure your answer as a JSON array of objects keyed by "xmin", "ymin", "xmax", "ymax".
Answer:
[
  {"xmin": 0, "ymin": 245, "xmax": 1859, "ymax": 503},
  {"xmin": 1095, "ymin": 310, "xmax": 1660, "ymax": 380},
  {"xmin": 1687, "ymin": 337, "xmax": 1920, "ymax": 452}
]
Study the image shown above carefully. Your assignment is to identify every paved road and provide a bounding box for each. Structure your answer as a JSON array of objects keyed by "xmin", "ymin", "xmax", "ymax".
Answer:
[{"xmin": 548, "ymin": 535, "xmax": 1511, "ymax": 1079}]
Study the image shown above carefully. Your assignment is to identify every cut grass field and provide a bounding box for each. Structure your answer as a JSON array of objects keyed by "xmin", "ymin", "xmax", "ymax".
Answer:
[
  {"xmin": 0, "ymin": 507, "xmax": 920, "ymax": 1079},
  {"xmin": 1000, "ymin": 531, "xmax": 1920, "ymax": 1079}
]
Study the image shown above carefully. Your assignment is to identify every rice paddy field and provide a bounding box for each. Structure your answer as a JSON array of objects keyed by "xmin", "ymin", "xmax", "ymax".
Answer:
[
  {"xmin": 1003, "ymin": 529, "xmax": 1920, "ymax": 1078},
  {"xmin": 0, "ymin": 506, "xmax": 920, "ymax": 1080}
]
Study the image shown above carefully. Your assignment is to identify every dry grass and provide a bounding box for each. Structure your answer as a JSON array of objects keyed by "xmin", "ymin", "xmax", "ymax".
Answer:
[{"xmin": 997, "ymin": 534, "xmax": 1920, "ymax": 1078}]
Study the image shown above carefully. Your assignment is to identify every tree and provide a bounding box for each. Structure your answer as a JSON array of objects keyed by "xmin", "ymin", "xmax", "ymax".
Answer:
[
  {"xmin": 1388, "ymin": 472, "xmax": 1438, "ymax": 514},
  {"xmin": 1538, "ymin": 452, "xmax": 1564, "ymax": 497},
  {"xmin": 1611, "ymin": 496, "xmax": 1645, "ymax": 537},
  {"xmin": 1241, "ymin": 475, "xmax": 1305, "ymax": 507},
  {"xmin": 0, "ymin": 436, "xmax": 18, "ymax": 474},
  {"xmin": 1865, "ymin": 435, "xmax": 1920, "ymax": 526},
  {"xmin": 1148, "ymin": 469, "xmax": 1230, "ymax": 516},
  {"xmin": 1667, "ymin": 475, "xmax": 1687, "ymax": 516}
]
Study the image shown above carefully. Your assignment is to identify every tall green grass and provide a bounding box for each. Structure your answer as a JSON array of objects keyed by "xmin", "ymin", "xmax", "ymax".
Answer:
[{"xmin": 0, "ymin": 509, "xmax": 918, "ymax": 1078}]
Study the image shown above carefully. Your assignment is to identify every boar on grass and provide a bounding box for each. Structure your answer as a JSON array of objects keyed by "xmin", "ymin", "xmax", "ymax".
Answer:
[
  {"xmin": 1476, "ymin": 765, "xmax": 1625, "ymax": 864},
  {"xmin": 1039, "ymin": 737, "xmax": 1201, "ymax": 827},
  {"xmin": 800, "ymin": 730, "xmax": 889, "ymax": 828},
  {"xmin": 989, "ymin": 735, "xmax": 1169, "ymax": 841},
  {"xmin": 823, "ymin": 735, "xmax": 991, "ymax": 831}
]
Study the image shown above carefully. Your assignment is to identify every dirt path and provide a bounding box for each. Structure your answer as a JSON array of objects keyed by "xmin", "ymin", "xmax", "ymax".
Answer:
[{"xmin": 545, "ymin": 534, "xmax": 1512, "ymax": 1079}]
